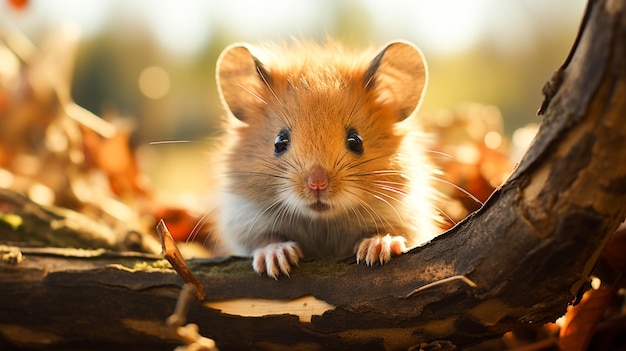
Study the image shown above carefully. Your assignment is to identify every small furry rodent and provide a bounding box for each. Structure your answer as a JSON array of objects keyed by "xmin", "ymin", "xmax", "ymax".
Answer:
[{"xmin": 212, "ymin": 39, "xmax": 441, "ymax": 278}]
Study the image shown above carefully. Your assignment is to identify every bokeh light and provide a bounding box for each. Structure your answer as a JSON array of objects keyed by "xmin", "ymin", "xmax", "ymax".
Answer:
[{"xmin": 138, "ymin": 66, "xmax": 170, "ymax": 100}]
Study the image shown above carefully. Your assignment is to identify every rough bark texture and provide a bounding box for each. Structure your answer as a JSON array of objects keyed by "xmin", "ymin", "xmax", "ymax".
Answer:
[{"xmin": 1, "ymin": 0, "xmax": 626, "ymax": 350}]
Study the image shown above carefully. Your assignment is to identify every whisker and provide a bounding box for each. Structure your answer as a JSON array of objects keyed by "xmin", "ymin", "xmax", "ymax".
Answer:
[
  {"xmin": 286, "ymin": 77, "xmax": 298, "ymax": 90},
  {"xmin": 202, "ymin": 220, "xmax": 222, "ymax": 256},
  {"xmin": 430, "ymin": 203, "xmax": 457, "ymax": 226},
  {"xmin": 352, "ymin": 184, "xmax": 405, "ymax": 228},
  {"xmin": 149, "ymin": 140, "xmax": 207, "ymax": 145},
  {"xmin": 237, "ymin": 152, "xmax": 300, "ymax": 176},
  {"xmin": 369, "ymin": 170, "xmax": 406, "ymax": 175},
  {"xmin": 430, "ymin": 176, "xmax": 483, "ymax": 206},
  {"xmin": 358, "ymin": 201, "xmax": 385, "ymax": 235},
  {"xmin": 223, "ymin": 170, "xmax": 291, "ymax": 181},
  {"xmin": 343, "ymin": 188, "xmax": 382, "ymax": 235},
  {"xmin": 344, "ymin": 78, "xmax": 368, "ymax": 127},
  {"xmin": 344, "ymin": 153, "xmax": 397, "ymax": 170},
  {"xmin": 348, "ymin": 204, "xmax": 368, "ymax": 236},
  {"xmin": 423, "ymin": 149, "xmax": 454, "ymax": 159},
  {"xmin": 351, "ymin": 185, "xmax": 401, "ymax": 231},
  {"xmin": 244, "ymin": 198, "xmax": 284, "ymax": 245},
  {"xmin": 374, "ymin": 176, "xmax": 471, "ymax": 226},
  {"xmin": 363, "ymin": 71, "xmax": 376, "ymax": 90},
  {"xmin": 256, "ymin": 65, "xmax": 283, "ymax": 108},
  {"xmin": 271, "ymin": 198, "xmax": 297, "ymax": 238},
  {"xmin": 287, "ymin": 201, "xmax": 300, "ymax": 241},
  {"xmin": 373, "ymin": 182, "xmax": 408, "ymax": 196},
  {"xmin": 371, "ymin": 181, "xmax": 459, "ymax": 227},
  {"xmin": 334, "ymin": 150, "xmax": 348, "ymax": 168},
  {"xmin": 349, "ymin": 169, "xmax": 407, "ymax": 178},
  {"xmin": 187, "ymin": 210, "xmax": 213, "ymax": 243},
  {"xmin": 236, "ymin": 83, "xmax": 268, "ymax": 105}
]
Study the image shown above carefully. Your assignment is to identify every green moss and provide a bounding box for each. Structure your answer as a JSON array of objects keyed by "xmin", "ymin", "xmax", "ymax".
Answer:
[
  {"xmin": 131, "ymin": 259, "xmax": 173, "ymax": 271},
  {"xmin": 187, "ymin": 257, "xmax": 351, "ymax": 278},
  {"xmin": 0, "ymin": 213, "xmax": 23, "ymax": 231}
]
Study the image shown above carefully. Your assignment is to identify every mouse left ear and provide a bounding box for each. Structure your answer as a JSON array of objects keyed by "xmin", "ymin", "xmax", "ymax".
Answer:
[
  {"xmin": 364, "ymin": 41, "xmax": 428, "ymax": 121},
  {"xmin": 216, "ymin": 43, "xmax": 272, "ymax": 122}
]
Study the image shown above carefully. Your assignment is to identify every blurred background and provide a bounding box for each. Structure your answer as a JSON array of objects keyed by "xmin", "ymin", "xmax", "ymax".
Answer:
[
  {"xmin": 6, "ymin": 3, "xmax": 626, "ymax": 350},
  {"xmin": 2, "ymin": 0, "xmax": 586, "ymax": 134},
  {"xmin": 0, "ymin": 0, "xmax": 586, "ymax": 221}
]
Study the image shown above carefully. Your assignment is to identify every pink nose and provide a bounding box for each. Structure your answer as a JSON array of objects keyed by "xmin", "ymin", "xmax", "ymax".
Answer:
[{"xmin": 307, "ymin": 165, "xmax": 329, "ymax": 191}]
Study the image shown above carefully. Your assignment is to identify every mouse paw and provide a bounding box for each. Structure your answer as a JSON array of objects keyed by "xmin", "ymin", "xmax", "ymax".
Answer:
[
  {"xmin": 356, "ymin": 234, "xmax": 407, "ymax": 266},
  {"xmin": 252, "ymin": 241, "xmax": 303, "ymax": 279}
]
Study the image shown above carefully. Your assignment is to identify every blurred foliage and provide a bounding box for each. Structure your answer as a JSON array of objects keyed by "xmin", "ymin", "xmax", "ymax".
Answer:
[
  {"xmin": 0, "ymin": 0, "xmax": 582, "ymax": 224},
  {"xmin": 3, "ymin": 2, "xmax": 626, "ymax": 350},
  {"xmin": 42, "ymin": 1, "xmax": 581, "ymax": 142}
]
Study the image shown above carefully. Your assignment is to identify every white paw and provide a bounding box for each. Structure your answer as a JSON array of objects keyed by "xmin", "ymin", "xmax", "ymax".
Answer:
[
  {"xmin": 252, "ymin": 241, "xmax": 303, "ymax": 279},
  {"xmin": 356, "ymin": 234, "xmax": 407, "ymax": 266}
]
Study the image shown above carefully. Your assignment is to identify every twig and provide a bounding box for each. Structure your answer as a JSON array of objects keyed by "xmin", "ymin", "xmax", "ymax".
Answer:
[
  {"xmin": 404, "ymin": 275, "xmax": 478, "ymax": 299},
  {"xmin": 168, "ymin": 283, "xmax": 219, "ymax": 351},
  {"xmin": 157, "ymin": 219, "xmax": 205, "ymax": 300},
  {"xmin": 167, "ymin": 283, "xmax": 197, "ymax": 328},
  {"xmin": 537, "ymin": 0, "xmax": 595, "ymax": 115}
]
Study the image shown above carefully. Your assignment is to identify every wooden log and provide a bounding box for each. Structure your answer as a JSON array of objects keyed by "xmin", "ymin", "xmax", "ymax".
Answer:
[{"xmin": 1, "ymin": 0, "xmax": 626, "ymax": 349}]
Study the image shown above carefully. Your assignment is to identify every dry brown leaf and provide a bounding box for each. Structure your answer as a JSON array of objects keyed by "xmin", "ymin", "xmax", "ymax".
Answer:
[
  {"xmin": 420, "ymin": 104, "xmax": 513, "ymax": 227},
  {"xmin": 559, "ymin": 287, "xmax": 616, "ymax": 351},
  {"xmin": 81, "ymin": 126, "xmax": 150, "ymax": 200},
  {"xmin": 601, "ymin": 226, "xmax": 626, "ymax": 274}
]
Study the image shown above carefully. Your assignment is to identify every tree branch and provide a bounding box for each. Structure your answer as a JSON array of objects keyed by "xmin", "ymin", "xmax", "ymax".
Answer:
[{"xmin": 1, "ymin": 0, "xmax": 626, "ymax": 350}]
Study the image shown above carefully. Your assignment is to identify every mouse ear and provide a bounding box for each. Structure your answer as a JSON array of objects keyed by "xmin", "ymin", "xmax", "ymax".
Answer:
[
  {"xmin": 364, "ymin": 41, "xmax": 428, "ymax": 121},
  {"xmin": 216, "ymin": 44, "xmax": 271, "ymax": 122}
]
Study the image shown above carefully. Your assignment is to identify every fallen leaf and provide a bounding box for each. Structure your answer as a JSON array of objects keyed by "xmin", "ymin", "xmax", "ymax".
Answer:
[
  {"xmin": 601, "ymin": 226, "xmax": 626, "ymax": 274},
  {"xmin": 559, "ymin": 287, "xmax": 616, "ymax": 351}
]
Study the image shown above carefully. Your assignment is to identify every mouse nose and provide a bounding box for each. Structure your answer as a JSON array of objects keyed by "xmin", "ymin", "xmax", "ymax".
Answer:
[{"xmin": 307, "ymin": 165, "xmax": 329, "ymax": 191}]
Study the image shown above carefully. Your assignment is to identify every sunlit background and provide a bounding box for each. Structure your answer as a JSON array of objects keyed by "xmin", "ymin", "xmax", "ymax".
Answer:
[{"xmin": 1, "ymin": 0, "xmax": 586, "ymax": 195}]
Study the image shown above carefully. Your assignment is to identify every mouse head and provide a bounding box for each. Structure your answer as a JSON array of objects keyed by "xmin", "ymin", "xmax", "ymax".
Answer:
[{"xmin": 216, "ymin": 40, "xmax": 427, "ymax": 219}]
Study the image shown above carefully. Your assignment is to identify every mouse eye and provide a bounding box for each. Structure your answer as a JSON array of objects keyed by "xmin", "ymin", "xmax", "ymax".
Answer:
[
  {"xmin": 346, "ymin": 130, "xmax": 364, "ymax": 154},
  {"xmin": 274, "ymin": 129, "xmax": 290, "ymax": 156}
]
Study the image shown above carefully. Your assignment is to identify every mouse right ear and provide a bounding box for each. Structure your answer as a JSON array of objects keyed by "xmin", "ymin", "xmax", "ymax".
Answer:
[
  {"xmin": 216, "ymin": 44, "xmax": 271, "ymax": 122},
  {"xmin": 364, "ymin": 41, "xmax": 428, "ymax": 121}
]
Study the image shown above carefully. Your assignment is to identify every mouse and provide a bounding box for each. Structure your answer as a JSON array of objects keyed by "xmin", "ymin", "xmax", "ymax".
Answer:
[{"xmin": 210, "ymin": 39, "xmax": 442, "ymax": 279}]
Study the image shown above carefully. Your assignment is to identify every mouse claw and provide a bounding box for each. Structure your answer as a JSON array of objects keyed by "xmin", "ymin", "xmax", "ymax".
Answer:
[
  {"xmin": 252, "ymin": 241, "xmax": 303, "ymax": 279},
  {"xmin": 356, "ymin": 234, "xmax": 407, "ymax": 266}
]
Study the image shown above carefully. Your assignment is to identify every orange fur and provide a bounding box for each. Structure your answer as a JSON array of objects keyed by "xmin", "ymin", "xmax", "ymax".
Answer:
[{"xmin": 212, "ymin": 39, "xmax": 441, "ymax": 277}]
